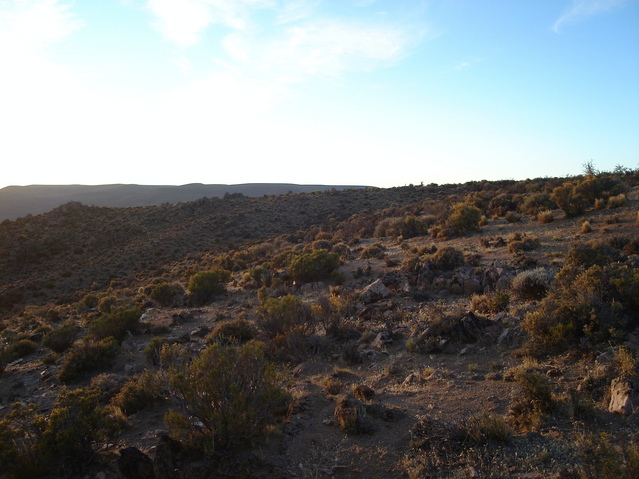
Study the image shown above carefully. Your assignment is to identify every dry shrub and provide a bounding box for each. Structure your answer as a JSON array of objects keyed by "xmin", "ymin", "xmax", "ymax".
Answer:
[
  {"xmin": 207, "ymin": 317, "xmax": 256, "ymax": 344},
  {"xmin": 580, "ymin": 220, "xmax": 592, "ymax": 234},
  {"xmin": 110, "ymin": 370, "xmax": 163, "ymax": 415},
  {"xmin": 508, "ymin": 369, "xmax": 554, "ymax": 430},
  {"xmin": 58, "ymin": 338, "xmax": 120, "ymax": 383},
  {"xmin": 470, "ymin": 292, "xmax": 510, "ymax": 314},
  {"xmin": 536, "ymin": 210, "xmax": 554, "ymax": 224},
  {"xmin": 359, "ymin": 242, "xmax": 386, "ymax": 259},
  {"xmin": 607, "ymin": 193, "xmax": 627, "ymax": 209}
]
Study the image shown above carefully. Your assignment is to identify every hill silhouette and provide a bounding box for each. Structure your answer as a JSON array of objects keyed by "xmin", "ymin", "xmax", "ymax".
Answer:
[{"xmin": 0, "ymin": 183, "xmax": 369, "ymax": 220}]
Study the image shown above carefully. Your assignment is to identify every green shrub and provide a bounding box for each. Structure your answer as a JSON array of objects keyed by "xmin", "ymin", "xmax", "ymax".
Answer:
[
  {"xmin": 401, "ymin": 215, "xmax": 429, "ymax": 239},
  {"xmin": 164, "ymin": 341, "xmax": 289, "ymax": 452},
  {"xmin": 150, "ymin": 282, "xmax": 184, "ymax": 307},
  {"xmin": 288, "ymin": 250, "xmax": 340, "ymax": 283},
  {"xmin": 43, "ymin": 322, "xmax": 79, "ymax": 353},
  {"xmin": 256, "ymin": 295, "xmax": 315, "ymax": 339},
  {"xmin": 58, "ymin": 338, "xmax": 120, "ymax": 383},
  {"xmin": 508, "ymin": 369, "xmax": 554, "ymax": 430},
  {"xmin": 89, "ymin": 306, "xmax": 142, "ymax": 341},
  {"xmin": 37, "ymin": 388, "xmax": 118, "ymax": 475},
  {"xmin": 187, "ymin": 269, "xmax": 232, "ymax": 305},
  {"xmin": 520, "ymin": 193, "xmax": 555, "ymax": 215},
  {"xmin": 446, "ymin": 203, "xmax": 482, "ymax": 234},
  {"xmin": 143, "ymin": 336, "xmax": 169, "ymax": 366},
  {"xmin": 110, "ymin": 370, "xmax": 163, "ymax": 415},
  {"xmin": 523, "ymin": 262, "xmax": 639, "ymax": 354},
  {"xmin": 208, "ymin": 318, "xmax": 256, "ymax": 344},
  {"xmin": 4, "ymin": 339, "xmax": 37, "ymax": 362}
]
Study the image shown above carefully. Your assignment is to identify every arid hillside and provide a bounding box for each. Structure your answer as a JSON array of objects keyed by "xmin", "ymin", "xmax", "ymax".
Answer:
[{"xmin": 1, "ymin": 172, "xmax": 638, "ymax": 479}]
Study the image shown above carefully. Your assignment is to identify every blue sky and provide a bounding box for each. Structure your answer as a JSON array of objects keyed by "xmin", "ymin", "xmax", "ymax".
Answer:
[{"xmin": 1, "ymin": 0, "xmax": 637, "ymax": 188}]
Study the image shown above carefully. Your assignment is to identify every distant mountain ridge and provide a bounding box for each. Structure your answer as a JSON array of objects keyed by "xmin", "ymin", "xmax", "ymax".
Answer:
[{"xmin": 0, "ymin": 183, "xmax": 370, "ymax": 221}]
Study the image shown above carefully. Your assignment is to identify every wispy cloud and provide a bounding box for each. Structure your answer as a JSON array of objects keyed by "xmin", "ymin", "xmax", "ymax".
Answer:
[
  {"xmin": 0, "ymin": 0, "xmax": 82, "ymax": 53},
  {"xmin": 143, "ymin": 0, "xmax": 425, "ymax": 80},
  {"xmin": 553, "ymin": 0, "xmax": 630, "ymax": 32}
]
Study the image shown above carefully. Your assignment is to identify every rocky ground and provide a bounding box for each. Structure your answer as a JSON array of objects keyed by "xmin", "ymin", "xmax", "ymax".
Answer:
[{"xmin": 1, "ymin": 176, "xmax": 638, "ymax": 478}]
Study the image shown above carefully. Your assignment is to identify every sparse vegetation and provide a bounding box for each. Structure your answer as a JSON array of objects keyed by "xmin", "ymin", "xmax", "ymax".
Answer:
[{"xmin": 1, "ymin": 170, "xmax": 638, "ymax": 478}]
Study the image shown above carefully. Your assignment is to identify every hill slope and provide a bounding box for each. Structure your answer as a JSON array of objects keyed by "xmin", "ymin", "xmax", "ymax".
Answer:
[{"xmin": 0, "ymin": 183, "xmax": 369, "ymax": 220}]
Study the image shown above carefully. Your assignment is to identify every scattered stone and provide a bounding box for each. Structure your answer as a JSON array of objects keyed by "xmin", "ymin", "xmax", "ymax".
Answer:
[
  {"xmin": 608, "ymin": 377, "xmax": 639, "ymax": 415},
  {"xmin": 403, "ymin": 372, "xmax": 420, "ymax": 386},
  {"xmin": 471, "ymin": 374, "xmax": 485, "ymax": 381},
  {"xmin": 485, "ymin": 372, "xmax": 503, "ymax": 381},
  {"xmin": 426, "ymin": 369, "xmax": 444, "ymax": 380},
  {"xmin": 189, "ymin": 325, "xmax": 210, "ymax": 338}
]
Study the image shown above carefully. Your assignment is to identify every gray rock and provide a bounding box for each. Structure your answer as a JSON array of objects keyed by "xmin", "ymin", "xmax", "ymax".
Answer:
[{"xmin": 609, "ymin": 377, "xmax": 639, "ymax": 415}]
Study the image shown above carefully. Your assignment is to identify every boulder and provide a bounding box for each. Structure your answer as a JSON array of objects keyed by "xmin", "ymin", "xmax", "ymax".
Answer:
[
  {"xmin": 118, "ymin": 447, "xmax": 155, "ymax": 479},
  {"xmin": 608, "ymin": 377, "xmax": 639, "ymax": 415},
  {"xmin": 361, "ymin": 279, "xmax": 392, "ymax": 303}
]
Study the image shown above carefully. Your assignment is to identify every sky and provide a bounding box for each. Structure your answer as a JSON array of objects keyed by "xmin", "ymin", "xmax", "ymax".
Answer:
[{"xmin": 0, "ymin": 0, "xmax": 638, "ymax": 189}]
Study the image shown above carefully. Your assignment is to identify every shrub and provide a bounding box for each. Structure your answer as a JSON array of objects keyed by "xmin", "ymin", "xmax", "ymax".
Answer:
[
  {"xmin": 43, "ymin": 322, "xmax": 80, "ymax": 353},
  {"xmin": 505, "ymin": 211, "xmax": 521, "ymax": 223},
  {"xmin": 89, "ymin": 306, "xmax": 142, "ymax": 341},
  {"xmin": 288, "ymin": 250, "xmax": 340, "ymax": 283},
  {"xmin": 4, "ymin": 339, "xmax": 37, "ymax": 362},
  {"xmin": 401, "ymin": 215, "xmax": 429, "ymax": 239},
  {"xmin": 536, "ymin": 210, "xmax": 554, "ymax": 224},
  {"xmin": 359, "ymin": 242, "xmax": 386, "ymax": 259},
  {"xmin": 551, "ymin": 182, "xmax": 587, "ymax": 217},
  {"xmin": 164, "ymin": 341, "xmax": 289, "ymax": 452},
  {"xmin": 425, "ymin": 246, "xmax": 464, "ymax": 271},
  {"xmin": 256, "ymin": 294, "xmax": 315, "ymax": 339},
  {"xmin": 110, "ymin": 370, "xmax": 163, "ymax": 415},
  {"xmin": 58, "ymin": 338, "xmax": 120, "ymax": 383},
  {"xmin": 470, "ymin": 292, "xmax": 510, "ymax": 314},
  {"xmin": 187, "ymin": 269, "xmax": 231, "ymax": 305},
  {"xmin": 446, "ymin": 203, "xmax": 482, "ymax": 234},
  {"xmin": 508, "ymin": 369, "xmax": 554, "ymax": 430},
  {"xmin": 143, "ymin": 337, "xmax": 169, "ymax": 366},
  {"xmin": 36, "ymin": 388, "xmax": 117, "ymax": 473},
  {"xmin": 450, "ymin": 413, "xmax": 511, "ymax": 444},
  {"xmin": 520, "ymin": 193, "xmax": 555, "ymax": 215},
  {"xmin": 607, "ymin": 193, "xmax": 626, "ymax": 209},
  {"xmin": 523, "ymin": 262, "xmax": 639, "ymax": 354},
  {"xmin": 580, "ymin": 220, "xmax": 592, "ymax": 234},
  {"xmin": 511, "ymin": 268, "xmax": 554, "ymax": 300},
  {"xmin": 207, "ymin": 318, "xmax": 256, "ymax": 344},
  {"xmin": 150, "ymin": 282, "xmax": 184, "ymax": 307}
]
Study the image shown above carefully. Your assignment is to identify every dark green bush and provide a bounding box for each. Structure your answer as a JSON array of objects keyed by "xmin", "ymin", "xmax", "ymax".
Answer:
[
  {"xmin": 110, "ymin": 370, "xmax": 163, "ymax": 415},
  {"xmin": 187, "ymin": 269, "xmax": 231, "ymax": 305},
  {"xmin": 207, "ymin": 318, "xmax": 256, "ymax": 344},
  {"xmin": 256, "ymin": 294, "xmax": 315, "ymax": 339},
  {"xmin": 401, "ymin": 215, "xmax": 429, "ymax": 239},
  {"xmin": 58, "ymin": 338, "xmax": 120, "ymax": 383},
  {"xmin": 520, "ymin": 193, "xmax": 555, "ymax": 215},
  {"xmin": 164, "ymin": 341, "xmax": 289, "ymax": 452},
  {"xmin": 43, "ymin": 322, "xmax": 79, "ymax": 353},
  {"xmin": 4, "ymin": 339, "xmax": 37, "ymax": 362},
  {"xmin": 288, "ymin": 250, "xmax": 340, "ymax": 283},
  {"xmin": 89, "ymin": 306, "xmax": 142, "ymax": 341},
  {"xmin": 151, "ymin": 282, "xmax": 184, "ymax": 307}
]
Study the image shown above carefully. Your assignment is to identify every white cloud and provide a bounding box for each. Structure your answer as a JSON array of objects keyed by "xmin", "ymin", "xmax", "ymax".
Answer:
[
  {"xmin": 0, "ymin": 0, "xmax": 81, "ymax": 52},
  {"xmin": 225, "ymin": 20, "xmax": 419, "ymax": 81},
  {"xmin": 144, "ymin": 0, "xmax": 423, "ymax": 80},
  {"xmin": 553, "ymin": 0, "xmax": 630, "ymax": 32}
]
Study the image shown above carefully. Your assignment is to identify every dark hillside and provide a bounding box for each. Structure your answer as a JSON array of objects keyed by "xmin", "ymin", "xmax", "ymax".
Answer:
[{"xmin": 0, "ymin": 183, "xmax": 369, "ymax": 220}]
